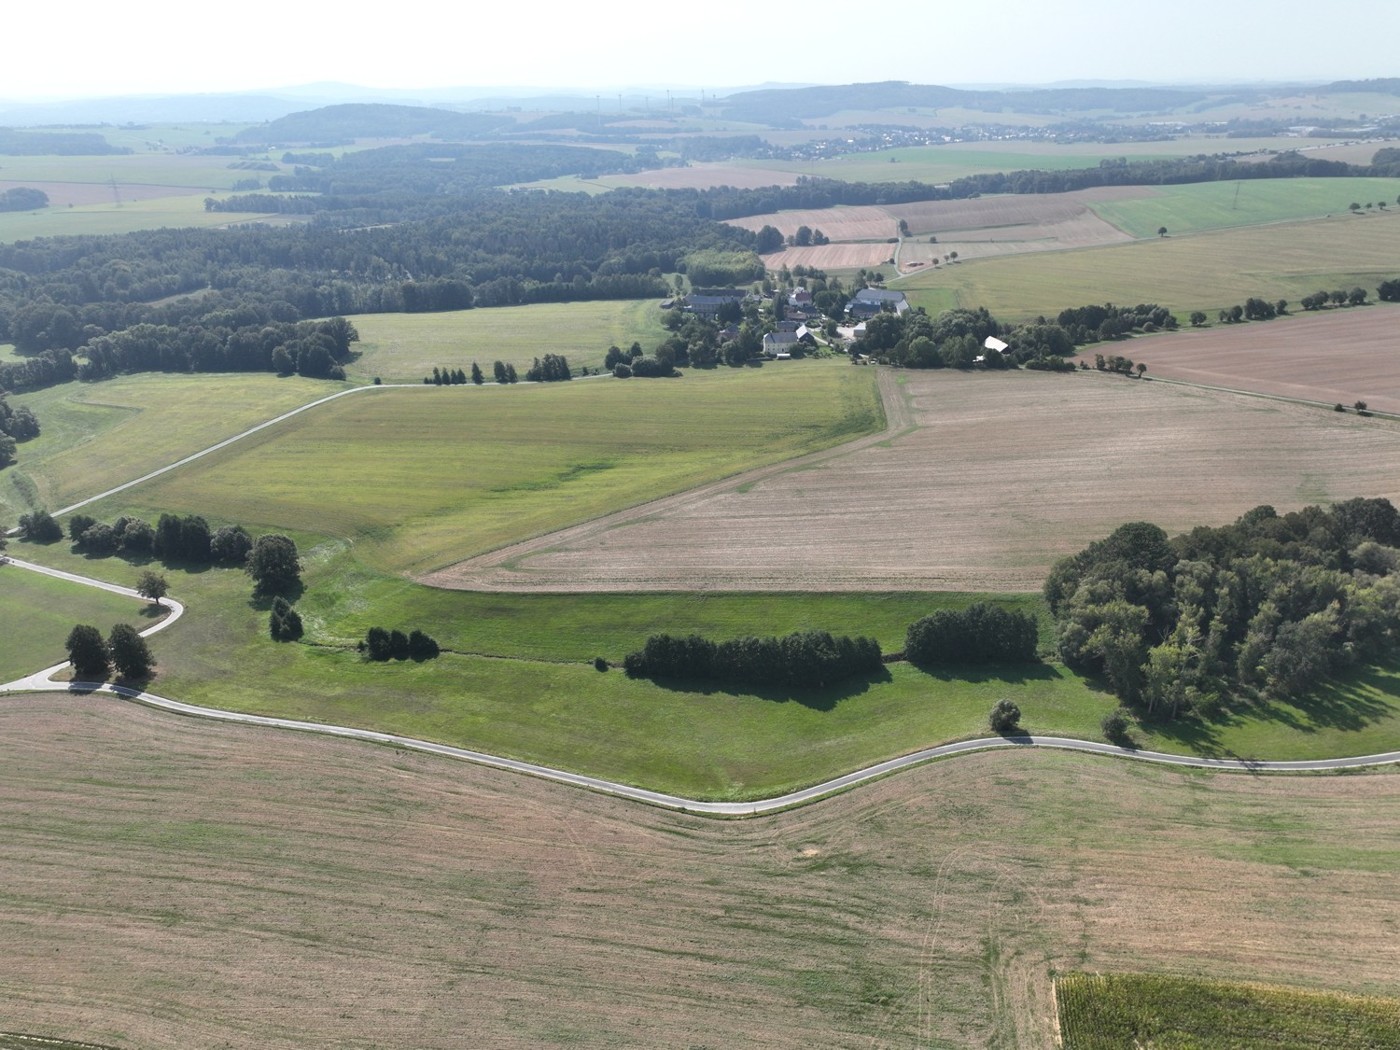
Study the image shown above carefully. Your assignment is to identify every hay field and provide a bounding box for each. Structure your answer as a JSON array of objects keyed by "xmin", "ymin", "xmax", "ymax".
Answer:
[
  {"xmin": 1103, "ymin": 307, "xmax": 1400, "ymax": 414},
  {"xmin": 346, "ymin": 299, "xmax": 670, "ymax": 381},
  {"xmin": 1, "ymin": 374, "xmax": 351, "ymax": 519},
  {"xmin": 433, "ymin": 368, "xmax": 1400, "ymax": 593},
  {"xmin": 107, "ymin": 364, "xmax": 883, "ymax": 576},
  {"xmin": 3, "ymin": 697, "xmax": 1398, "ymax": 1049},
  {"xmin": 901, "ymin": 211, "xmax": 1400, "ymax": 321}
]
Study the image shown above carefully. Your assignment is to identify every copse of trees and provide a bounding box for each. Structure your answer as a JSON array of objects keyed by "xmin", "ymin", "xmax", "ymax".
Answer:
[
  {"xmin": 524, "ymin": 353, "xmax": 572, "ymax": 382},
  {"xmin": 362, "ymin": 626, "xmax": 440, "ymax": 661},
  {"xmin": 1045, "ymin": 499, "xmax": 1400, "ymax": 716},
  {"xmin": 17, "ymin": 509, "xmax": 62, "ymax": 542},
  {"xmin": 623, "ymin": 630, "xmax": 883, "ymax": 689},
  {"xmin": 904, "ymin": 603, "xmax": 1039, "ymax": 667}
]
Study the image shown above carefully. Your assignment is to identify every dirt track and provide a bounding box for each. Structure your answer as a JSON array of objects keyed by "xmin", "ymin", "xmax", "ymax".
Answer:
[{"xmin": 425, "ymin": 367, "xmax": 1400, "ymax": 593}]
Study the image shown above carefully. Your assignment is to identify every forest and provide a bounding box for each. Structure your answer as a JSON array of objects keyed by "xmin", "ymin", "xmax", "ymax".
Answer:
[{"xmin": 1045, "ymin": 499, "xmax": 1400, "ymax": 717}]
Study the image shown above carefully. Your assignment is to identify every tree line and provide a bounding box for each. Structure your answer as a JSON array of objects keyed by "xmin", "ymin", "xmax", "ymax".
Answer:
[
  {"xmin": 623, "ymin": 630, "xmax": 883, "ymax": 689},
  {"xmin": 0, "ymin": 389, "xmax": 40, "ymax": 467},
  {"xmin": 1045, "ymin": 499, "xmax": 1400, "ymax": 717}
]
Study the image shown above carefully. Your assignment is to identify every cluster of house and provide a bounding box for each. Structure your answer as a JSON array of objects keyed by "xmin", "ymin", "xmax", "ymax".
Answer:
[{"xmin": 668, "ymin": 285, "xmax": 912, "ymax": 357}]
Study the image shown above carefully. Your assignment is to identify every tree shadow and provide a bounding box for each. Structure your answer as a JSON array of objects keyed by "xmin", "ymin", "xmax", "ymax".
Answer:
[
  {"xmin": 909, "ymin": 661, "xmax": 1059, "ymax": 686},
  {"xmin": 248, "ymin": 580, "xmax": 305, "ymax": 609},
  {"xmin": 640, "ymin": 665, "xmax": 894, "ymax": 712}
]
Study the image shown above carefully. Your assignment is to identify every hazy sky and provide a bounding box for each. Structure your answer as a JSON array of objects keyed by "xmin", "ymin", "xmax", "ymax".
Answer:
[{"xmin": 4, "ymin": 0, "xmax": 1397, "ymax": 101}]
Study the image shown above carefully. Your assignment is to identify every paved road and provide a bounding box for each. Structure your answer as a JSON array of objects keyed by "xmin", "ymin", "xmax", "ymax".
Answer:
[{"xmin": 5, "ymin": 556, "xmax": 1400, "ymax": 817}]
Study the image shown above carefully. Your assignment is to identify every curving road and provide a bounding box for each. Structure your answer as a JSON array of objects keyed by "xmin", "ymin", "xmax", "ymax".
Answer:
[{"xmin": 5, "ymin": 555, "xmax": 1400, "ymax": 817}]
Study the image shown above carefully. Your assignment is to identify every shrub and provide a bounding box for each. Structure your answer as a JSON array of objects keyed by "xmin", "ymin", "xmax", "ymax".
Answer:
[
  {"xmin": 593, "ymin": 656, "xmax": 609, "ymax": 672},
  {"xmin": 1101, "ymin": 709, "xmax": 1134, "ymax": 745},
  {"xmin": 269, "ymin": 596, "xmax": 304, "ymax": 641},
  {"xmin": 989, "ymin": 699, "xmax": 1022, "ymax": 734}
]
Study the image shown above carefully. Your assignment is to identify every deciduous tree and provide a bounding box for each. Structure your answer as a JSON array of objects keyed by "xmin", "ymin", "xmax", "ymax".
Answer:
[
  {"xmin": 108, "ymin": 622, "xmax": 153, "ymax": 680},
  {"xmin": 246, "ymin": 534, "xmax": 300, "ymax": 596},
  {"xmin": 65, "ymin": 624, "xmax": 110, "ymax": 680}
]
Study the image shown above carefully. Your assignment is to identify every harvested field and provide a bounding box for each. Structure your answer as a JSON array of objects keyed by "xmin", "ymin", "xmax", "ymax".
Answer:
[
  {"xmin": 3, "ymin": 695, "xmax": 1399, "ymax": 1049},
  {"xmin": 0, "ymin": 179, "xmax": 209, "ymax": 208},
  {"xmin": 1088, "ymin": 307, "xmax": 1400, "ymax": 415},
  {"xmin": 736, "ymin": 190, "xmax": 1140, "ymax": 273},
  {"xmin": 430, "ymin": 368, "xmax": 1400, "ymax": 593}
]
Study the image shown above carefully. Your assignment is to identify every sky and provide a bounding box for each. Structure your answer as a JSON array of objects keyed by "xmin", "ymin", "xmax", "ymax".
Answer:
[{"xmin": 3, "ymin": 0, "xmax": 1397, "ymax": 101}]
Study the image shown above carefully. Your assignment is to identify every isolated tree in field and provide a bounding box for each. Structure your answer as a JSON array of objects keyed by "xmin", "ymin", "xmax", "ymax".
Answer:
[
  {"xmin": 246, "ymin": 534, "xmax": 300, "ymax": 596},
  {"xmin": 1157, "ymin": 226, "xmax": 1167, "ymax": 237},
  {"xmin": 65, "ymin": 624, "xmax": 110, "ymax": 680},
  {"xmin": 136, "ymin": 570, "xmax": 168, "ymax": 607},
  {"xmin": 1350, "ymin": 202, "xmax": 1362, "ymax": 213},
  {"xmin": 988, "ymin": 699, "xmax": 1022, "ymax": 734},
  {"xmin": 1135, "ymin": 362, "xmax": 1147, "ymax": 378},
  {"xmin": 108, "ymin": 623, "xmax": 153, "ymax": 680},
  {"xmin": 1354, "ymin": 400, "xmax": 1369, "ymax": 413},
  {"xmin": 1189, "ymin": 311, "xmax": 1207, "ymax": 327}
]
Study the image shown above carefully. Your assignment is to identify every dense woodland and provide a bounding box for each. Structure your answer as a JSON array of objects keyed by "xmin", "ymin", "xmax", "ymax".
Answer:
[{"xmin": 1045, "ymin": 499, "xmax": 1400, "ymax": 717}]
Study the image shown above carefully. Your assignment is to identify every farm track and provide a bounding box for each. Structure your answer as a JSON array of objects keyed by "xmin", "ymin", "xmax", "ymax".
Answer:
[{"xmin": 4, "ymin": 554, "xmax": 1400, "ymax": 816}]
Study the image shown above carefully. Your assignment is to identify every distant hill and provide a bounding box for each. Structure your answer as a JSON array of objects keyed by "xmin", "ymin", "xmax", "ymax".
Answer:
[
  {"xmin": 719, "ymin": 80, "xmax": 1210, "ymax": 124},
  {"xmin": 234, "ymin": 103, "xmax": 513, "ymax": 145},
  {"xmin": 0, "ymin": 127, "xmax": 130, "ymax": 155}
]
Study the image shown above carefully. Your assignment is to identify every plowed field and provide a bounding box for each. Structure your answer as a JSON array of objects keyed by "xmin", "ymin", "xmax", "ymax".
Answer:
[{"xmin": 428, "ymin": 368, "xmax": 1400, "ymax": 593}]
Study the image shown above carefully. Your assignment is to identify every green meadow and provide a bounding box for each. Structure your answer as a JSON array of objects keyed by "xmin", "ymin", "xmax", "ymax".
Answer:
[
  {"xmin": 2, "ymin": 373, "xmax": 353, "ymax": 519},
  {"xmin": 346, "ymin": 299, "xmax": 671, "ymax": 381},
  {"xmin": 0, "ymin": 194, "xmax": 287, "ymax": 243},
  {"xmin": 96, "ymin": 363, "xmax": 883, "ymax": 576},
  {"xmin": 899, "ymin": 209, "xmax": 1400, "ymax": 320},
  {"xmin": 0, "ymin": 567, "xmax": 155, "ymax": 682},
  {"xmin": 734, "ymin": 137, "xmax": 1332, "ymax": 186},
  {"xmin": 1088, "ymin": 176, "xmax": 1400, "ymax": 238}
]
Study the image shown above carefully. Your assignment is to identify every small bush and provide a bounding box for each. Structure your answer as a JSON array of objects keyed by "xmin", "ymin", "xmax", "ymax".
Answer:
[
  {"xmin": 1101, "ymin": 708, "xmax": 1134, "ymax": 746},
  {"xmin": 593, "ymin": 656, "xmax": 609, "ymax": 672},
  {"xmin": 989, "ymin": 698, "xmax": 1022, "ymax": 734}
]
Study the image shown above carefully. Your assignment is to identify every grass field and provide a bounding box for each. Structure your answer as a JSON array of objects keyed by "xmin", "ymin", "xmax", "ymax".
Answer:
[
  {"xmin": 1086, "ymin": 176, "xmax": 1400, "ymax": 238},
  {"xmin": 0, "ymin": 567, "xmax": 156, "ymax": 682},
  {"xmin": 98, "ymin": 363, "xmax": 882, "ymax": 576},
  {"xmin": 0, "ymin": 194, "xmax": 288, "ymax": 242},
  {"xmin": 729, "ymin": 137, "xmax": 1348, "ymax": 186},
  {"xmin": 898, "ymin": 209, "xmax": 1400, "ymax": 320},
  {"xmin": 1057, "ymin": 972, "xmax": 1400, "ymax": 1048},
  {"xmin": 1, "ymin": 373, "xmax": 354, "ymax": 520},
  {"xmin": 345, "ymin": 299, "xmax": 671, "ymax": 381},
  {"xmin": 3, "ymin": 706, "xmax": 1398, "ymax": 1048}
]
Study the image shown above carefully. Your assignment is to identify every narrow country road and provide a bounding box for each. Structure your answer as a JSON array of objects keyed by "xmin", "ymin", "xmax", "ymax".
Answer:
[{"xmin": 4, "ymin": 555, "xmax": 1399, "ymax": 817}]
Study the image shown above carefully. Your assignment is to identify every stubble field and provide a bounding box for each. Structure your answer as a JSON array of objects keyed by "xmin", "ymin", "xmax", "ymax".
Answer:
[
  {"xmin": 3, "ymin": 696, "xmax": 1398, "ymax": 1050},
  {"xmin": 1095, "ymin": 306, "xmax": 1400, "ymax": 415},
  {"xmin": 431, "ymin": 367, "xmax": 1400, "ymax": 593}
]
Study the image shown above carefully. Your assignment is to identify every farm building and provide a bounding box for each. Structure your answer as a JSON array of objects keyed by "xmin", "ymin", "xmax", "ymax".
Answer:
[
  {"xmin": 684, "ymin": 290, "xmax": 746, "ymax": 319},
  {"xmin": 845, "ymin": 288, "xmax": 909, "ymax": 319}
]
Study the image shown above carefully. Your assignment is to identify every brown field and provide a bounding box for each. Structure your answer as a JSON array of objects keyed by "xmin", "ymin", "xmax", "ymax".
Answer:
[
  {"xmin": 429, "ymin": 368, "xmax": 1400, "ymax": 593},
  {"xmin": 1090, "ymin": 307, "xmax": 1400, "ymax": 415},
  {"xmin": 733, "ymin": 190, "xmax": 1142, "ymax": 273},
  {"xmin": 4, "ymin": 695, "xmax": 1398, "ymax": 1049}
]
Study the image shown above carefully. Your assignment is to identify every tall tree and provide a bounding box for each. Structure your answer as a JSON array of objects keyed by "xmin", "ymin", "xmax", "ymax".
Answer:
[
  {"xmin": 246, "ymin": 534, "xmax": 301, "ymax": 596},
  {"xmin": 108, "ymin": 623, "xmax": 154, "ymax": 680},
  {"xmin": 65, "ymin": 624, "xmax": 110, "ymax": 680},
  {"xmin": 135, "ymin": 570, "xmax": 168, "ymax": 607}
]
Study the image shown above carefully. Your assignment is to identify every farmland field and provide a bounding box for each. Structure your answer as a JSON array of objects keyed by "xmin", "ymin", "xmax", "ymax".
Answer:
[
  {"xmin": 899, "ymin": 209, "xmax": 1400, "ymax": 320},
  {"xmin": 432, "ymin": 368, "xmax": 1400, "ymax": 593},
  {"xmin": 0, "ymin": 568, "xmax": 156, "ymax": 682},
  {"xmin": 345, "ymin": 299, "xmax": 671, "ymax": 381},
  {"xmin": 1094, "ymin": 306, "xmax": 1400, "ymax": 415},
  {"xmin": 1, "ymin": 374, "xmax": 353, "ymax": 520},
  {"xmin": 3, "ymin": 703, "xmax": 1398, "ymax": 1049},
  {"xmin": 81, "ymin": 363, "xmax": 884, "ymax": 576},
  {"xmin": 1056, "ymin": 973, "xmax": 1400, "ymax": 1049}
]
